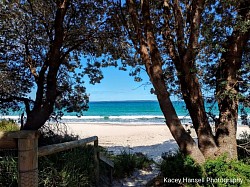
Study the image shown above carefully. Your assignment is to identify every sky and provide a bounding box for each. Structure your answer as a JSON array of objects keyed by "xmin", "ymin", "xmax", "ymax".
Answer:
[{"xmin": 84, "ymin": 66, "xmax": 158, "ymax": 102}]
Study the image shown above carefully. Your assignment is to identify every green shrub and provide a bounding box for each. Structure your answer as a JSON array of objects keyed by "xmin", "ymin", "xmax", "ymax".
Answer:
[
  {"xmin": 111, "ymin": 150, "xmax": 154, "ymax": 179},
  {"xmin": 112, "ymin": 150, "xmax": 137, "ymax": 179},
  {"xmin": 160, "ymin": 151, "xmax": 203, "ymax": 185},
  {"xmin": 0, "ymin": 145, "xmax": 96, "ymax": 187},
  {"xmin": 37, "ymin": 127, "xmax": 96, "ymax": 186},
  {"xmin": 0, "ymin": 119, "xmax": 19, "ymax": 131},
  {"xmin": 160, "ymin": 152, "xmax": 250, "ymax": 187},
  {"xmin": 0, "ymin": 120, "xmax": 19, "ymax": 186},
  {"xmin": 0, "ymin": 156, "xmax": 18, "ymax": 187},
  {"xmin": 134, "ymin": 152, "xmax": 154, "ymax": 170},
  {"xmin": 237, "ymin": 132, "xmax": 250, "ymax": 164},
  {"xmin": 204, "ymin": 156, "xmax": 250, "ymax": 187},
  {"xmin": 39, "ymin": 145, "xmax": 95, "ymax": 186},
  {"xmin": 0, "ymin": 127, "xmax": 97, "ymax": 187}
]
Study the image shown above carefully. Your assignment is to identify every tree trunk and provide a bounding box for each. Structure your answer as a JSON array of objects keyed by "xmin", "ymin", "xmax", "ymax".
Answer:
[
  {"xmin": 22, "ymin": 1, "xmax": 68, "ymax": 130},
  {"xmin": 22, "ymin": 104, "xmax": 53, "ymax": 130},
  {"xmin": 215, "ymin": 37, "xmax": 249, "ymax": 159},
  {"xmin": 163, "ymin": 0, "xmax": 218, "ymax": 158},
  {"xmin": 156, "ymin": 83, "xmax": 206, "ymax": 164},
  {"xmin": 215, "ymin": 1, "xmax": 250, "ymax": 159},
  {"xmin": 125, "ymin": 0, "xmax": 249, "ymax": 163},
  {"xmin": 138, "ymin": 0, "xmax": 205, "ymax": 163},
  {"xmin": 174, "ymin": 60, "xmax": 218, "ymax": 159}
]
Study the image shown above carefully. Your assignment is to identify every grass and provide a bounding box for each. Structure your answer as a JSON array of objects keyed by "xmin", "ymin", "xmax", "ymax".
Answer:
[
  {"xmin": 159, "ymin": 132, "xmax": 250, "ymax": 187},
  {"xmin": 0, "ymin": 119, "xmax": 19, "ymax": 131},
  {"xmin": 0, "ymin": 122, "xmax": 97, "ymax": 186},
  {"xmin": 38, "ymin": 145, "xmax": 96, "ymax": 186},
  {"xmin": 109, "ymin": 149, "xmax": 154, "ymax": 179}
]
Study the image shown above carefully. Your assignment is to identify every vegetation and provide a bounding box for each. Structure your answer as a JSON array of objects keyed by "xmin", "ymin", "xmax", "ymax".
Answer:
[
  {"xmin": 104, "ymin": 0, "xmax": 250, "ymax": 163},
  {"xmin": 160, "ymin": 153, "xmax": 250, "ymax": 187},
  {"xmin": 0, "ymin": 119, "xmax": 19, "ymax": 131},
  {"xmin": 110, "ymin": 150, "xmax": 154, "ymax": 179},
  {"xmin": 160, "ymin": 151, "xmax": 203, "ymax": 180},
  {"xmin": 0, "ymin": 146, "xmax": 96, "ymax": 187},
  {"xmin": 159, "ymin": 133, "xmax": 250, "ymax": 186},
  {"xmin": 0, "ymin": 156, "xmax": 18, "ymax": 187},
  {"xmin": 204, "ymin": 157, "xmax": 250, "ymax": 187},
  {"xmin": 237, "ymin": 132, "xmax": 250, "ymax": 164},
  {"xmin": 0, "ymin": 0, "xmax": 113, "ymax": 130},
  {"xmin": 0, "ymin": 126, "xmax": 96, "ymax": 186},
  {"xmin": 0, "ymin": 0, "xmax": 249, "ymax": 163},
  {"xmin": 0, "ymin": 123, "xmax": 154, "ymax": 185},
  {"xmin": 38, "ymin": 146, "xmax": 95, "ymax": 187}
]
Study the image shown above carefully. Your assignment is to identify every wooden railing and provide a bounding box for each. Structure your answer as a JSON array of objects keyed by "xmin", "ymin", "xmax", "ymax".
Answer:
[{"xmin": 0, "ymin": 130, "xmax": 113, "ymax": 187}]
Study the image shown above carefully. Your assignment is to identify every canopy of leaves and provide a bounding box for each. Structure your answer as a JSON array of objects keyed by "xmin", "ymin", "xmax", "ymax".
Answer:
[
  {"xmin": 104, "ymin": 0, "xmax": 250, "ymax": 123},
  {"xmin": 0, "ymin": 0, "xmax": 119, "ymax": 118}
]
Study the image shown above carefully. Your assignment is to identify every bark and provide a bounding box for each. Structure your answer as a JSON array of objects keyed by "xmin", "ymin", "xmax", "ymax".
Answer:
[
  {"xmin": 126, "ymin": 0, "xmax": 206, "ymax": 163},
  {"xmin": 216, "ymin": 33, "xmax": 249, "ymax": 159},
  {"xmin": 22, "ymin": 1, "xmax": 69, "ymax": 130},
  {"xmin": 163, "ymin": 0, "xmax": 218, "ymax": 158},
  {"xmin": 175, "ymin": 61, "xmax": 218, "ymax": 158},
  {"xmin": 215, "ymin": 1, "xmax": 250, "ymax": 159},
  {"xmin": 125, "ymin": 0, "xmax": 249, "ymax": 162}
]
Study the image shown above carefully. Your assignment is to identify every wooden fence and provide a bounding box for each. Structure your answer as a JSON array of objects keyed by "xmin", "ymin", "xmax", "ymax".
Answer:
[{"xmin": 0, "ymin": 130, "xmax": 113, "ymax": 187}]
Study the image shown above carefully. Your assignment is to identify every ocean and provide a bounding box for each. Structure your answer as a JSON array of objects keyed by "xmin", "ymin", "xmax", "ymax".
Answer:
[{"xmin": 1, "ymin": 100, "xmax": 249, "ymax": 125}]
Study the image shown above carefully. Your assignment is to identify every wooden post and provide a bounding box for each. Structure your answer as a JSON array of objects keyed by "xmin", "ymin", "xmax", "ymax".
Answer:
[
  {"xmin": 94, "ymin": 139, "xmax": 99, "ymax": 186},
  {"xmin": 14, "ymin": 131, "xmax": 39, "ymax": 187}
]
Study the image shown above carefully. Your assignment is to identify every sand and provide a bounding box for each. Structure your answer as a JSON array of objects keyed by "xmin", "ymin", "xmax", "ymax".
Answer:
[
  {"xmin": 62, "ymin": 123, "xmax": 250, "ymax": 186},
  {"xmin": 63, "ymin": 122, "xmax": 250, "ymax": 162}
]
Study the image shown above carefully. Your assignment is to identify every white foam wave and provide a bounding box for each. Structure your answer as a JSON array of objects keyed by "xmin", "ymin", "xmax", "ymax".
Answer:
[
  {"xmin": 61, "ymin": 115, "xmax": 165, "ymax": 119},
  {"xmin": 0, "ymin": 116, "xmax": 20, "ymax": 120}
]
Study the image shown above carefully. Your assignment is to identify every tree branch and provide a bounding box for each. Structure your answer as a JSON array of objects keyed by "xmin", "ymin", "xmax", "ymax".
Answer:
[
  {"xmin": 163, "ymin": 0, "xmax": 179, "ymax": 62},
  {"xmin": 24, "ymin": 42, "xmax": 39, "ymax": 83},
  {"xmin": 185, "ymin": 0, "xmax": 205, "ymax": 64},
  {"xmin": 173, "ymin": 0, "xmax": 186, "ymax": 56},
  {"xmin": 116, "ymin": 0, "xmax": 140, "ymax": 53},
  {"xmin": 0, "ymin": 96, "xmax": 33, "ymax": 114}
]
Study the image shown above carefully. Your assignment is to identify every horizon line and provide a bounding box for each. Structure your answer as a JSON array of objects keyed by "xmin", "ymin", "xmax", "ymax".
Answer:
[{"xmin": 89, "ymin": 99, "xmax": 181, "ymax": 102}]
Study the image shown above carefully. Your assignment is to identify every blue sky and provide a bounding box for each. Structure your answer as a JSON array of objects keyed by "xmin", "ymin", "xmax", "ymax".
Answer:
[{"xmin": 85, "ymin": 66, "xmax": 158, "ymax": 101}]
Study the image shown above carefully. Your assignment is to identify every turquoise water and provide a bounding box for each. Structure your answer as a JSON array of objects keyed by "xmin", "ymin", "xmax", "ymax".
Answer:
[
  {"xmin": 72, "ymin": 100, "xmax": 188, "ymax": 116},
  {"xmin": 1, "ymin": 100, "xmax": 249, "ymax": 125},
  {"xmin": 62, "ymin": 100, "xmax": 191, "ymax": 124},
  {"xmin": 61, "ymin": 101, "xmax": 248, "ymax": 124}
]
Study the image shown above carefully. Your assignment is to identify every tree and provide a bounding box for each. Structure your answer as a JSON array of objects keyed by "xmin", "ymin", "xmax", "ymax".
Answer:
[
  {"xmin": 0, "ymin": 0, "xmax": 114, "ymax": 130},
  {"xmin": 104, "ymin": 0, "xmax": 250, "ymax": 163}
]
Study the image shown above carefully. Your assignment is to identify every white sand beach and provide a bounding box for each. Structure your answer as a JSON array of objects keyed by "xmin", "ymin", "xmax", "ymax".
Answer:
[
  {"xmin": 59, "ymin": 123, "xmax": 250, "ymax": 186},
  {"xmin": 64, "ymin": 123, "xmax": 250, "ymax": 162}
]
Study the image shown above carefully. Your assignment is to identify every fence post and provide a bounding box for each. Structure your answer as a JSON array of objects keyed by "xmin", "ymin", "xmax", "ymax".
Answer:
[
  {"xmin": 17, "ymin": 131, "xmax": 39, "ymax": 187},
  {"xmin": 94, "ymin": 139, "xmax": 99, "ymax": 186}
]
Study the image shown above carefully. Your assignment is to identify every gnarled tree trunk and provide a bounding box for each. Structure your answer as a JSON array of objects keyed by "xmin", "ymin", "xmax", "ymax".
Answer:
[
  {"xmin": 22, "ymin": 1, "xmax": 69, "ymax": 130},
  {"xmin": 215, "ymin": 28, "xmax": 250, "ymax": 159},
  {"xmin": 124, "ymin": 0, "xmax": 250, "ymax": 163}
]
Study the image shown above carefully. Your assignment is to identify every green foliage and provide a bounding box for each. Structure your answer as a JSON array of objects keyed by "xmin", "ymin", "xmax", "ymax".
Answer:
[
  {"xmin": 38, "ymin": 124, "xmax": 79, "ymax": 146},
  {"xmin": 37, "ymin": 127, "xmax": 96, "ymax": 186},
  {"xmin": 237, "ymin": 132, "xmax": 250, "ymax": 164},
  {"xmin": 160, "ymin": 152, "xmax": 250, "ymax": 186},
  {"xmin": 39, "ymin": 145, "xmax": 95, "ymax": 187},
  {"xmin": 1, "ymin": 0, "xmax": 117, "ymax": 128},
  {"xmin": 112, "ymin": 150, "xmax": 136, "ymax": 179},
  {"xmin": 0, "ymin": 147, "xmax": 95, "ymax": 187},
  {"xmin": 0, "ymin": 128, "xmax": 97, "ymax": 186},
  {"xmin": 160, "ymin": 151, "xmax": 203, "ymax": 180},
  {"xmin": 0, "ymin": 119, "xmax": 19, "ymax": 131},
  {"xmin": 0, "ymin": 156, "xmax": 18, "ymax": 187},
  {"xmin": 111, "ymin": 150, "xmax": 154, "ymax": 179},
  {"xmin": 204, "ymin": 157, "xmax": 250, "ymax": 187}
]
